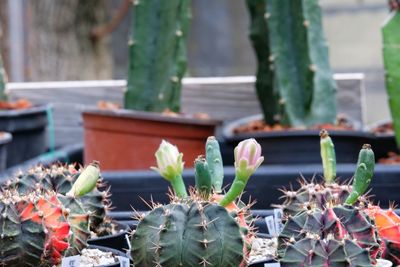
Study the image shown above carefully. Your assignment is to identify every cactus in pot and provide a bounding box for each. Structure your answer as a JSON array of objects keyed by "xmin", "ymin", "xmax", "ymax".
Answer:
[
  {"xmin": 278, "ymin": 144, "xmax": 380, "ymax": 266},
  {"xmin": 0, "ymin": 162, "xmax": 101, "ymax": 266},
  {"xmin": 383, "ymin": 1, "xmax": 400, "ymax": 149},
  {"xmin": 131, "ymin": 137, "xmax": 263, "ymax": 267},
  {"xmin": 246, "ymin": 0, "xmax": 336, "ymax": 127},
  {"xmin": 124, "ymin": 0, "xmax": 191, "ymax": 112}
]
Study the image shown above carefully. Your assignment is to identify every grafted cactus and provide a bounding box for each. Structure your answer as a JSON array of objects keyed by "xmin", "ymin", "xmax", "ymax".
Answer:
[
  {"xmin": 246, "ymin": 0, "xmax": 336, "ymax": 127},
  {"xmin": 125, "ymin": 0, "xmax": 191, "ymax": 112},
  {"xmin": 131, "ymin": 137, "xmax": 263, "ymax": 267}
]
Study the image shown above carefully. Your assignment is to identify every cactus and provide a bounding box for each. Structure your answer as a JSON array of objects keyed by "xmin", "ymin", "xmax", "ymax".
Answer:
[
  {"xmin": 0, "ymin": 190, "xmax": 71, "ymax": 266},
  {"xmin": 0, "ymin": 53, "xmax": 7, "ymax": 101},
  {"xmin": 246, "ymin": 0, "xmax": 337, "ymax": 127},
  {"xmin": 131, "ymin": 137, "xmax": 263, "ymax": 267},
  {"xmin": 383, "ymin": 4, "xmax": 400, "ymax": 149},
  {"xmin": 5, "ymin": 162, "xmax": 111, "ymax": 235},
  {"xmin": 367, "ymin": 206, "xmax": 400, "ymax": 265},
  {"xmin": 278, "ymin": 144, "xmax": 380, "ymax": 266},
  {"xmin": 124, "ymin": 0, "xmax": 191, "ymax": 112}
]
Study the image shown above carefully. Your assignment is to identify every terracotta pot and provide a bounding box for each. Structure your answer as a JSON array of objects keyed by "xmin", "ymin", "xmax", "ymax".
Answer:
[{"xmin": 83, "ymin": 109, "xmax": 220, "ymax": 170}]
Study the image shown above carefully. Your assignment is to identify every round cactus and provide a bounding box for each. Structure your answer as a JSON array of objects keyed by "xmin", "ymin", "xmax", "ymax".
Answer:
[{"xmin": 131, "ymin": 202, "xmax": 244, "ymax": 267}]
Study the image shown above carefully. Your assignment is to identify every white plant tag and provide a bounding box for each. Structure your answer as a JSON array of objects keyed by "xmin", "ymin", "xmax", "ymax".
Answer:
[
  {"xmin": 118, "ymin": 256, "xmax": 130, "ymax": 267},
  {"xmin": 265, "ymin": 215, "xmax": 277, "ymax": 236},
  {"xmin": 61, "ymin": 255, "xmax": 80, "ymax": 267},
  {"xmin": 125, "ymin": 233, "xmax": 132, "ymax": 251},
  {"xmin": 264, "ymin": 263, "xmax": 281, "ymax": 267},
  {"xmin": 274, "ymin": 208, "xmax": 284, "ymax": 234}
]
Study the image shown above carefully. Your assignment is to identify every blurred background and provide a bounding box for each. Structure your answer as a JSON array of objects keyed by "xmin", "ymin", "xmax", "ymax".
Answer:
[{"xmin": 0, "ymin": 0, "xmax": 390, "ymax": 124}]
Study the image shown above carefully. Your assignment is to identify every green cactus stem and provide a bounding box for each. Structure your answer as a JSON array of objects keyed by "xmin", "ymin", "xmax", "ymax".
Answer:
[
  {"xmin": 320, "ymin": 130, "xmax": 336, "ymax": 183},
  {"xmin": 345, "ymin": 144, "xmax": 375, "ymax": 205},
  {"xmin": 169, "ymin": 174, "xmax": 188, "ymax": 198},
  {"xmin": 0, "ymin": 53, "xmax": 7, "ymax": 101},
  {"xmin": 125, "ymin": 0, "xmax": 191, "ymax": 112},
  {"xmin": 246, "ymin": 0, "xmax": 337, "ymax": 127},
  {"xmin": 194, "ymin": 156, "xmax": 212, "ymax": 199},
  {"xmin": 219, "ymin": 174, "xmax": 248, "ymax": 208},
  {"xmin": 205, "ymin": 136, "xmax": 224, "ymax": 193},
  {"xmin": 383, "ymin": 9, "xmax": 400, "ymax": 149},
  {"xmin": 131, "ymin": 202, "xmax": 244, "ymax": 267}
]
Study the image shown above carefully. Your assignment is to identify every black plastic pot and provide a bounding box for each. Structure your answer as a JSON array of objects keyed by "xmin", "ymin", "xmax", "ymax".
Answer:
[
  {"xmin": 102, "ymin": 164, "xmax": 400, "ymax": 212},
  {"xmin": 86, "ymin": 245, "xmax": 130, "ymax": 267},
  {"xmin": 0, "ymin": 132, "xmax": 12, "ymax": 171},
  {"xmin": 88, "ymin": 222, "xmax": 130, "ymax": 252},
  {"xmin": 0, "ymin": 105, "xmax": 49, "ymax": 167},
  {"xmin": 372, "ymin": 134, "xmax": 399, "ymax": 160},
  {"xmin": 221, "ymin": 114, "xmax": 374, "ymax": 165}
]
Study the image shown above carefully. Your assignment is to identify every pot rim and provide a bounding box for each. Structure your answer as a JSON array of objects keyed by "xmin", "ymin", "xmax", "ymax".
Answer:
[
  {"xmin": 222, "ymin": 114, "xmax": 374, "ymax": 141},
  {"xmin": 0, "ymin": 104, "xmax": 51, "ymax": 117},
  {"xmin": 83, "ymin": 108, "xmax": 221, "ymax": 126}
]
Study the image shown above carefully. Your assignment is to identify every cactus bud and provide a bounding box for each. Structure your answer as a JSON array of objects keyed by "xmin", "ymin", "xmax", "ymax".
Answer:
[
  {"xmin": 234, "ymin": 138, "xmax": 264, "ymax": 180},
  {"xmin": 67, "ymin": 161, "xmax": 100, "ymax": 198},
  {"xmin": 151, "ymin": 140, "xmax": 184, "ymax": 181}
]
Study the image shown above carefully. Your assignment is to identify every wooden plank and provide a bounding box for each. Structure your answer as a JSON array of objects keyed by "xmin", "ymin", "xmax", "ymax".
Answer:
[{"xmin": 7, "ymin": 75, "xmax": 365, "ymax": 147}]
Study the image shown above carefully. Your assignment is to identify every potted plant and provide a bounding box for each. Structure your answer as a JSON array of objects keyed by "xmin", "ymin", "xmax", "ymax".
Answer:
[
  {"xmin": 0, "ymin": 52, "xmax": 49, "ymax": 167},
  {"xmin": 82, "ymin": 0, "xmax": 220, "ymax": 171},
  {"xmin": 371, "ymin": 0, "xmax": 400, "ymax": 163},
  {"xmin": 221, "ymin": 0, "xmax": 373, "ymax": 165}
]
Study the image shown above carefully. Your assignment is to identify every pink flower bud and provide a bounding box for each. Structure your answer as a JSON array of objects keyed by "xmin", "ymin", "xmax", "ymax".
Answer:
[{"xmin": 234, "ymin": 138, "xmax": 264, "ymax": 179}]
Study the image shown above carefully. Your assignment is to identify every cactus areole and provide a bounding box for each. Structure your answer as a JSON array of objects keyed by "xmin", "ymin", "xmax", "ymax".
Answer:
[
  {"xmin": 246, "ymin": 0, "xmax": 337, "ymax": 127},
  {"xmin": 125, "ymin": 0, "xmax": 191, "ymax": 112}
]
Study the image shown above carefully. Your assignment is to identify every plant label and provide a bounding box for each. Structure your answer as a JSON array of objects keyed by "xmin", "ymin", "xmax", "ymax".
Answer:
[
  {"xmin": 118, "ymin": 256, "xmax": 130, "ymax": 267},
  {"xmin": 125, "ymin": 233, "xmax": 132, "ymax": 250},
  {"xmin": 265, "ymin": 215, "xmax": 277, "ymax": 236},
  {"xmin": 264, "ymin": 263, "xmax": 281, "ymax": 267},
  {"xmin": 274, "ymin": 208, "xmax": 284, "ymax": 234},
  {"xmin": 61, "ymin": 255, "xmax": 80, "ymax": 267}
]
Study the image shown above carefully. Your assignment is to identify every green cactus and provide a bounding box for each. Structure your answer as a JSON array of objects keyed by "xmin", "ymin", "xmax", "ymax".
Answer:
[
  {"xmin": 0, "ymin": 53, "xmax": 7, "ymax": 101},
  {"xmin": 194, "ymin": 156, "xmax": 212, "ymax": 198},
  {"xmin": 125, "ymin": 0, "xmax": 191, "ymax": 112},
  {"xmin": 205, "ymin": 136, "xmax": 224, "ymax": 193},
  {"xmin": 131, "ymin": 202, "xmax": 244, "ymax": 267},
  {"xmin": 320, "ymin": 129, "xmax": 336, "ymax": 183},
  {"xmin": 383, "ymin": 7, "xmax": 400, "ymax": 148},
  {"xmin": 246, "ymin": 0, "xmax": 337, "ymax": 127}
]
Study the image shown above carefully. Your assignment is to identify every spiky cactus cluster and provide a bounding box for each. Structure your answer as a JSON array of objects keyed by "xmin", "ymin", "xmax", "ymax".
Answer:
[
  {"xmin": 0, "ymin": 163, "xmax": 101, "ymax": 266},
  {"xmin": 4, "ymin": 162, "xmax": 112, "ymax": 235},
  {"xmin": 246, "ymin": 0, "xmax": 336, "ymax": 127},
  {"xmin": 277, "ymin": 134, "xmax": 380, "ymax": 266},
  {"xmin": 367, "ymin": 206, "xmax": 400, "ymax": 265},
  {"xmin": 277, "ymin": 131, "xmax": 369, "ymax": 217},
  {"xmin": 131, "ymin": 136, "xmax": 264, "ymax": 267}
]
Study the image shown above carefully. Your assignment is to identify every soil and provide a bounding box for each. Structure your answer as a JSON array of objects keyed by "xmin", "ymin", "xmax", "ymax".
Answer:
[
  {"xmin": 233, "ymin": 117, "xmax": 353, "ymax": 135},
  {"xmin": 79, "ymin": 248, "xmax": 118, "ymax": 267},
  {"xmin": 248, "ymin": 236, "xmax": 277, "ymax": 264},
  {"xmin": 379, "ymin": 152, "xmax": 400, "ymax": 164},
  {"xmin": 372, "ymin": 122, "xmax": 394, "ymax": 135},
  {"xmin": 0, "ymin": 99, "xmax": 32, "ymax": 110}
]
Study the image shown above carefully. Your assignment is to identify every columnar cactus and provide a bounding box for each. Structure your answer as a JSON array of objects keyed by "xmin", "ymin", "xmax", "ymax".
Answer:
[
  {"xmin": 5, "ymin": 162, "xmax": 111, "ymax": 235},
  {"xmin": 246, "ymin": 0, "xmax": 337, "ymax": 127},
  {"xmin": 278, "ymin": 145, "xmax": 380, "ymax": 266},
  {"xmin": 125, "ymin": 0, "xmax": 191, "ymax": 112},
  {"xmin": 383, "ymin": 3, "xmax": 400, "ymax": 148},
  {"xmin": 131, "ymin": 137, "xmax": 263, "ymax": 267}
]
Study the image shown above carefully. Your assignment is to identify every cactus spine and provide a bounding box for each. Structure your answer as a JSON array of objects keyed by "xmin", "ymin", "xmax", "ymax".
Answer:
[
  {"xmin": 246, "ymin": 0, "xmax": 337, "ymax": 127},
  {"xmin": 382, "ymin": 5, "xmax": 400, "ymax": 148},
  {"xmin": 125, "ymin": 0, "xmax": 191, "ymax": 112}
]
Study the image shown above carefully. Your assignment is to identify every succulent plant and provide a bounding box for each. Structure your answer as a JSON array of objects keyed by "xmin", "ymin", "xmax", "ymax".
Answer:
[
  {"xmin": 383, "ymin": 3, "xmax": 400, "ymax": 150},
  {"xmin": 277, "ymin": 130, "xmax": 364, "ymax": 217},
  {"xmin": 125, "ymin": 0, "xmax": 191, "ymax": 112},
  {"xmin": 367, "ymin": 206, "xmax": 400, "ymax": 265},
  {"xmin": 131, "ymin": 137, "xmax": 263, "ymax": 267},
  {"xmin": 278, "ymin": 144, "xmax": 380, "ymax": 266},
  {"xmin": 246, "ymin": 0, "xmax": 336, "ymax": 127},
  {"xmin": 5, "ymin": 162, "xmax": 111, "ymax": 235},
  {"xmin": 0, "ymin": 163, "xmax": 101, "ymax": 266}
]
